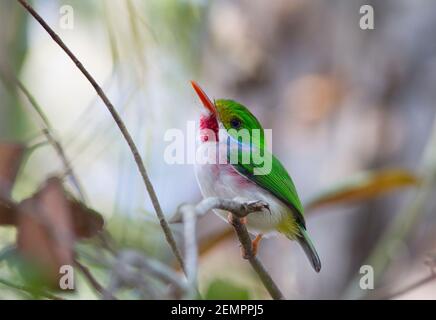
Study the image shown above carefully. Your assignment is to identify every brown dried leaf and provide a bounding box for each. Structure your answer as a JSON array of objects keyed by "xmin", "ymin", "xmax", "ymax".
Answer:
[
  {"xmin": 0, "ymin": 143, "xmax": 25, "ymax": 199},
  {"xmin": 306, "ymin": 168, "xmax": 420, "ymax": 211},
  {"xmin": 0, "ymin": 199, "xmax": 16, "ymax": 225},
  {"xmin": 1, "ymin": 187, "xmax": 104, "ymax": 237},
  {"xmin": 69, "ymin": 199, "xmax": 104, "ymax": 238},
  {"xmin": 16, "ymin": 178, "xmax": 75, "ymax": 287}
]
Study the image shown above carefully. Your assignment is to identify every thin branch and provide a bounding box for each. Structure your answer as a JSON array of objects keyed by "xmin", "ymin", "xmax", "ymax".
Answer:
[
  {"xmin": 105, "ymin": 250, "xmax": 188, "ymax": 299},
  {"xmin": 177, "ymin": 197, "xmax": 284, "ymax": 300},
  {"xmin": 41, "ymin": 128, "xmax": 87, "ymax": 202},
  {"xmin": 370, "ymin": 271, "xmax": 436, "ymax": 300},
  {"xmin": 230, "ymin": 217, "xmax": 284, "ymax": 300},
  {"xmin": 179, "ymin": 204, "xmax": 198, "ymax": 299},
  {"xmin": 12, "ymin": 80, "xmax": 123, "ymax": 259},
  {"xmin": 16, "ymin": 0, "xmax": 185, "ymax": 272},
  {"xmin": 0, "ymin": 68, "xmax": 88, "ymax": 203},
  {"xmin": 385, "ymin": 273, "xmax": 436, "ymax": 299},
  {"xmin": 74, "ymin": 259, "xmax": 116, "ymax": 300},
  {"xmin": 0, "ymin": 79, "xmax": 118, "ymax": 256},
  {"xmin": 117, "ymin": 250, "xmax": 187, "ymax": 290},
  {"xmin": 15, "ymin": 80, "xmax": 52, "ymax": 131}
]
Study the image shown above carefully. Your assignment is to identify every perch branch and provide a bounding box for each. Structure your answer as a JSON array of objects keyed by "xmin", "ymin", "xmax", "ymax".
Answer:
[
  {"xmin": 177, "ymin": 197, "xmax": 284, "ymax": 300},
  {"xmin": 230, "ymin": 217, "xmax": 284, "ymax": 300},
  {"xmin": 16, "ymin": 0, "xmax": 185, "ymax": 272}
]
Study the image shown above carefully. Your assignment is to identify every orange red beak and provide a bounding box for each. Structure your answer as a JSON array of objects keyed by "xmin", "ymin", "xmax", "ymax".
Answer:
[{"xmin": 190, "ymin": 81, "xmax": 216, "ymax": 115}]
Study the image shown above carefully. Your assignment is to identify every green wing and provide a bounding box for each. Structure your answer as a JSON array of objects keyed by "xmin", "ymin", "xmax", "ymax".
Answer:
[{"xmin": 229, "ymin": 144, "xmax": 306, "ymax": 228}]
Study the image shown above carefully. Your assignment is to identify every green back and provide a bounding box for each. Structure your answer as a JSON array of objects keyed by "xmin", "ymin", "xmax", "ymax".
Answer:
[{"xmin": 232, "ymin": 151, "xmax": 306, "ymax": 228}]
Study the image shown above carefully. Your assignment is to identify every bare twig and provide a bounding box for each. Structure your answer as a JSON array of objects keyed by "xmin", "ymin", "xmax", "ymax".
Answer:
[
  {"xmin": 385, "ymin": 273, "xmax": 436, "ymax": 299},
  {"xmin": 0, "ymin": 71, "xmax": 88, "ymax": 203},
  {"xmin": 370, "ymin": 254, "xmax": 436, "ymax": 299},
  {"xmin": 16, "ymin": 0, "xmax": 185, "ymax": 272},
  {"xmin": 118, "ymin": 250, "xmax": 187, "ymax": 290},
  {"xmin": 106, "ymin": 250, "xmax": 188, "ymax": 299},
  {"xmin": 42, "ymin": 128, "xmax": 87, "ymax": 202},
  {"xmin": 8, "ymin": 75, "xmax": 121, "ymax": 258},
  {"xmin": 371, "ymin": 272, "xmax": 436, "ymax": 300},
  {"xmin": 179, "ymin": 204, "xmax": 198, "ymax": 299},
  {"xmin": 387, "ymin": 274, "xmax": 436, "ymax": 299},
  {"xmin": 177, "ymin": 197, "xmax": 284, "ymax": 300},
  {"xmin": 74, "ymin": 259, "xmax": 116, "ymax": 300},
  {"xmin": 10, "ymin": 75, "xmax": 118, "ymax": 256},
  {"xmin": 230, "ymin": 217, "xmax": 284, "ymax": 300}
]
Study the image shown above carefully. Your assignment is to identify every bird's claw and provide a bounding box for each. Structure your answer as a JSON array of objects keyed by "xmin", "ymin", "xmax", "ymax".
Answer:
[{"xmin": 245, "ymin": 200, "xmax": 271, "ymax": 215}]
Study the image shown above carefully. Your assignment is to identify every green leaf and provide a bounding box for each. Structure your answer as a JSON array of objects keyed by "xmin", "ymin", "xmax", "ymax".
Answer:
[{"xmin": 205, "ymin": 279, "xmax": 250, "ymax": 300}]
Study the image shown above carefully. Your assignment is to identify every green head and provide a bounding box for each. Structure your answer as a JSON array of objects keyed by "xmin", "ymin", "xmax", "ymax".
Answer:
[
  {"xmin": 215, "ymin": 99, "xmax": 265, "ymax": 149},
  {"xmin": 191, "ymin": 81, "xmax": 265, "ymax": 148},
  {"xmin": 214, "ymin": 99, "xmax": 261, "ymax": 130}
]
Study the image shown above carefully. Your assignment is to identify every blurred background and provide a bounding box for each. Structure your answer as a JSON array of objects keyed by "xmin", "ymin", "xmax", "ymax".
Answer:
[{"xmin": 1, "ymin": 0, "xmax": 436, "ymax": 299}]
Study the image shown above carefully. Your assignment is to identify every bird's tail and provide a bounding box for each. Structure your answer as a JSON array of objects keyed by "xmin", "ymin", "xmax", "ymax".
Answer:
[{"xmin": 296, "ymin": 227, "xmax": 321, "ymax": 273}]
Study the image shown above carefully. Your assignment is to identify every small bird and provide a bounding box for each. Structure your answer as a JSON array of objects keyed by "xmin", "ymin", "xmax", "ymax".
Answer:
[{"xmin": 191, "ymin": 81, "xmax": 321, "ymax": 272}]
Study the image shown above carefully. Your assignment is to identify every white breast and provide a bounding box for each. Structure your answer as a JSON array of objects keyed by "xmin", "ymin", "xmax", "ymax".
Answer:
[{"xmin": 194, "ymin": 142, "xmax": 289, "ymax": 235}]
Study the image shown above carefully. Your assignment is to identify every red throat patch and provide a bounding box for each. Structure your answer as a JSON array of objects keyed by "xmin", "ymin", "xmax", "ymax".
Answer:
[{"xmin": 199, "ymin": 113, "xmax": 219, "ymax": 142}]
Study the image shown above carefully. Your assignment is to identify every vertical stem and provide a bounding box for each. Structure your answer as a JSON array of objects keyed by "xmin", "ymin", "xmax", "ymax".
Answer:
[
  {"xmin": 182, "ymin": 205, "xmax": 198, "ymax": 299},
  {"xmin": 231, "ymin": 217, "xmax": 284, "ymax": 300}
]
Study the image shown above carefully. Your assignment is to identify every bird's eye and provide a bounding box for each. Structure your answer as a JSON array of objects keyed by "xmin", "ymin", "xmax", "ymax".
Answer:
[{"xmin": 230, "ymin": 118, "xmax": 242, "ymax": 129}]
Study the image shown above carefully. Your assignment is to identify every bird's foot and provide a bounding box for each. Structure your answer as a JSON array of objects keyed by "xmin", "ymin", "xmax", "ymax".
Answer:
[
  {"xmin": 231, "ymin": 197, "xmax": 270, "ymax": 215},
  {"xmin": 240, "ymin": 234, "xmax": 263, "ymax": 259},
  {"xmin": 251, "ymin": 234, "xmax": 263, "ymax": 256},
  {"xmin": 245, "ymin": 200, "xmax": 271, "ymax": 215}
]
